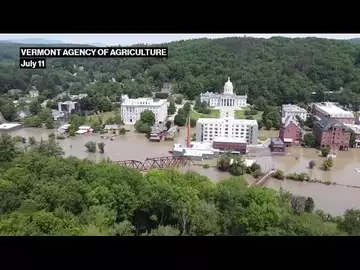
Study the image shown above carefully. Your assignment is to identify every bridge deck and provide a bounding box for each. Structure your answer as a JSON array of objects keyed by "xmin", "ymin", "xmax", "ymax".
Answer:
[{"xmin": 115, "ymin": 156, "xmax": 194, "ymax": 171}]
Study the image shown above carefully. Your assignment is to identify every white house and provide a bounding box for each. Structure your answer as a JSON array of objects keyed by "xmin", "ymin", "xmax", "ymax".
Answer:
[
  {"xmin": 121, "ymin": 98, "xmax": 167, "ymax": 125},
  {"xmin": 281, "ymin": 104, "xmax": 308, "ymax": 121}
]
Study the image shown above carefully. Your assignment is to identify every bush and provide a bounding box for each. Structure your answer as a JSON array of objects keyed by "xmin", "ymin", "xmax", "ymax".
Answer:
[
  {"xmin": 321, "ymin": 147, "xmax": 330, "ymax": 157},
  {"xmin": 250, "ymin": 109, "xmax": 258, "ymax": 115},
  {"xmin": 309, "ymin": 160, "xmax": 316, "ymax": 169},
  {"xmin": 273, "ymin": 170, "xmax": 285, "ymax": 180},
  {"xmin": 174, "ymin": 113, "xmax": 186, "ymax": 126},
  {"xmin": 252, "ymin": 169, "xmax": 263, "ymax": 178},
  {"xmin": 97, "ymin": 142, "xmax": 105, "ymax": 154},
  {"xmin": 244, "ymin": 110, "xmax": 251, "ymax": 116},
  {"xmin": 203, "ymin": 164, "xmax": 210, "ymax": 169},
  {"xmin": 322, "ymin": 158, "xmax": 333, "ymax": 171},
  {"xmin": 286, "ymin": 172, "xmax": 310, "ymax": 182},
  {"xmin": 85, "ymin": 141, "xmax": 97, "ymax": 153}
]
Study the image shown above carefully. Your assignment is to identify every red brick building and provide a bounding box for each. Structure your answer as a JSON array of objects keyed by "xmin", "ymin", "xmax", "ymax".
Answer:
[
  {"xmin": 310, "ymin": 102, "xmax": 355, "ymax": 125},
  {"xmin": 313, "ymin": 119, "xmax": 351, "ymax": 150},
  {"xmin": 279, "ymin": 115, "xmax": 302, "ymax": 146}
]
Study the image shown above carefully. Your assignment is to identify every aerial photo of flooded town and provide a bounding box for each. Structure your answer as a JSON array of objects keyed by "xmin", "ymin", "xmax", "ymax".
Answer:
[{"xmin": 1, "ymin": 33, "xmax": 360, "ymax": 236}]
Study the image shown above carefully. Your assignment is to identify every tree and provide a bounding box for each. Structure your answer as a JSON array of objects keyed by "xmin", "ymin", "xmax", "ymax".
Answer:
[
  {"xmin": 321, "ymin": 147, "xmax": 330, "ymax": 157},
  {"xmin": 350, "ymin": 132, "xmax": 356, "ymax": 148},
  {"xmin": 304, "ymin": 197, "xmax": 315, "ymax": 213},
  {"xmin": 303, "ymin": 134, "xmax": 316, "ymax": 147},
  {"xmin": 309, "ymin": 160, "xmax": 316, "ymax": 169},
  {"xmin": 167, "ymin": 102, "xmax": 176, "ymax": 115},
  {"xmin": 139, "ymin": 110, "xmax": 156, "ymax": 126},
  {"xmin": 305, "ymin": 116, "xmax": 315, "ymax": 128},
  {"xmin": 175, "ymin": 97, "xmax": 183, "ymax": 105},
  {"xmin": 174, "ymin": 113, "xmax": 186, "ymax": 126},
  {"xmin": 265, "ymin": 120, "xmax": 273, "ymax": 130},
  {"xmin": 338, "ymin": 209, "xmax": 360, "ymax": 235},
  {"xmin": 97, "ymin": 142, "xmax": 105, "ymax": 154},
  {"xmin": 45, "ymin": 118, "xmax": 54, "ymax": 129},
  {"xmin": 29, "ymin": 100, "xmax": 42, "ymax": 115},
  {"xmin": 183, "ymin": 102, "xmax": 191, "ymax": 116},
  {"xmin": 0, "ymin": 132, "xmax": 355, "ymax": 236},
  {"xmin": 85, "ymin": 141, "xmax": 97, "ymax": 153},
  {"xmin": 272, "ymin": 170, "xmax": 285, "ymax": 180},
  {"xmin": 322, "ymin": 158, "xmax": 333, "ymax": 171},
  {"xmin": 0, "ymin": 133, "xmax": 19, "ymax": 165},
  {"xmin": 291, "ymin": 196, "xmax": 306, "ymax": 214}
]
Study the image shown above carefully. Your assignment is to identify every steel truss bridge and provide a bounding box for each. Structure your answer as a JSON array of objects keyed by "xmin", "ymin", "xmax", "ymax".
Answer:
[{"xmin": 115, "ymin": 156, "xmax": 194, "ymax": 172}]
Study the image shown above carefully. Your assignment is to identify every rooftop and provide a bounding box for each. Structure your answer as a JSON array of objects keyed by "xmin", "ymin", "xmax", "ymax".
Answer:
[
  {"xmin": 271, "ymin": 137, "xmax": 285, "ymax": 145},
  {"xmin": 213, "ymin": 136, "xmax": 247, "ymax": 144},
  {"xmin": 282, "ymin": 115, "xmax": 300, "ymax": 128},
  {"xmin": 197, "ymin": 118, "xmax": 257, "ymax": 126},
  {"xmin": 314, "ymin": 118, "xmax": 351, "ymax": 132},
  {"xmin": 122, "ymin": 98, "xmax": 167, "ymax": 106},
  {"xmin": 314, "ymin": 102, "xmax": 354, "ymax": 118},
  {"xmin": 0, "ymin": 123, "xmax": 21, "ymax": 129},
  {"xmin": 345, "ymin": 124, "xmax": 360, "ymax": 134},
  {"xmin": 282, "ymin": 104, "xmax": 307, "ymax": 113}
]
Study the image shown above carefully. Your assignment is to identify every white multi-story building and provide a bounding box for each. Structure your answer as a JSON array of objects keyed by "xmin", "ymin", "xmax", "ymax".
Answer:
[
  {"xmin": 200, "ymin": 77, "xmax": 247, "ymax": 108},
  {"xmin": 121, "ymin": 98, "xmax": 167, "ymax": 125},
  {"xmin": 195, "ymin": 118, "xmax": 258, "ymax": 145},
  {"xmin": 281, "ymin": 104, "xmax": 308, "ymax": 121}
]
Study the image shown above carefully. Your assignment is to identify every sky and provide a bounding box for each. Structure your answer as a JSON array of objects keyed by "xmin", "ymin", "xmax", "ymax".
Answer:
[{"xmin": 0, "ymin": 34, "xmax": 359, "ymax": 45}]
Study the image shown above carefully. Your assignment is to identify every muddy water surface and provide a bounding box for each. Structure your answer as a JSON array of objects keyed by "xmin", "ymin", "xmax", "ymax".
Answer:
[
  {"xmin": 8, "ymin": 127, "xmax": 360, "ymax": 215},
  {"xmin": 11, "ymin": 126, "xmax": 195, "ymax": 162}
]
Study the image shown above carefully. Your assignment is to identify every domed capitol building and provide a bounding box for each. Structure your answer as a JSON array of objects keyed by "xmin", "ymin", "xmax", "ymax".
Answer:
[{"xmin": 199, "ymin": 78, "xmax": 247, "ymax": 108}]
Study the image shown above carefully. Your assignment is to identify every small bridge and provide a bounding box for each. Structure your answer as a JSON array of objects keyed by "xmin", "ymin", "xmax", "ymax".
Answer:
[
  {"xmin": 115, "ymin": 156, "xmax": 194, "ymax": 172},
  {"xmin": 250, "ymin": 169, "xmax": 276, "ymax": 187}
]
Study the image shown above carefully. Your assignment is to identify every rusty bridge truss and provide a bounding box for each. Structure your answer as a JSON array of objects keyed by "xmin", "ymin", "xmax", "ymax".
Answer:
[{"xmin": 115, "ymin": 156, "xmax": 194, "ymax": 172}]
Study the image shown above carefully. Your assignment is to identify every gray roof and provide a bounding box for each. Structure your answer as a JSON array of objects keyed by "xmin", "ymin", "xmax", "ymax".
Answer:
[
  {"xmin": 271, "ymin": 137, "xmax": 285, "ymax": 145},
  {"xmin": 314, "ymin": 118, "xmax": 350, "ymax": 132}
]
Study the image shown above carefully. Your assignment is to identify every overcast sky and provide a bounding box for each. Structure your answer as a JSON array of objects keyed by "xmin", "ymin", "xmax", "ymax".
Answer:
[{"xmin": 0, "ymin": 34, "xmax": 359, "ymax": 45}]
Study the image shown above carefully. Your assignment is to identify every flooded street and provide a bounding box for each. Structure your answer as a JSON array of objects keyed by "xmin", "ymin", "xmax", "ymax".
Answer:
[{"xmin": 8, "ymin": 127, "xmax": 360, "ymax": 216}]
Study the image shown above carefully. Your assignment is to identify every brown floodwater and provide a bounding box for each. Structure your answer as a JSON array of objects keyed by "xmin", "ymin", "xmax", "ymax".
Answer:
[{"xmin": 7, "ymin": 127, "xmax": 360, "ymax": 215}]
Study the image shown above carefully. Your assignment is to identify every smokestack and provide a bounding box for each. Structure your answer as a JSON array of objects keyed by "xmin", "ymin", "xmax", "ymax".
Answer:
[{"xmin": 186, "ymin": 113, "xmax": 191, "ymax": 147}]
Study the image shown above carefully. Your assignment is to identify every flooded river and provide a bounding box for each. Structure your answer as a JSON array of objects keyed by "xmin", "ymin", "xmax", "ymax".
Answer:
[{"xmin": 8, "ymin": 127, "xmax": 360, "ymax": 216}]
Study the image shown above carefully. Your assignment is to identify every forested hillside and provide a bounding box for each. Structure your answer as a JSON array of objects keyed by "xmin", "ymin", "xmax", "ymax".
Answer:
[
  {"xmin": 1, "ymin": 133, "xmax": 359, "ymax": 236},
  {"xmin": 1, "ymin": 37, "xmax": 360, "ymax": 109}
]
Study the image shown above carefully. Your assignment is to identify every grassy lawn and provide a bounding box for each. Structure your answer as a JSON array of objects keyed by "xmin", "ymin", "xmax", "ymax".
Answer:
[
  {"xmin": 235, "ymin": 110, "xmax": 263, "ymax": 120},
  {"xmin": 258, "ymin": 136, "xmax": 268, "ymax": 142},
  {"xmin": 190, "ymin": 109, "xmax": 220, "ymax": 120},
  {"xmin": 86, "ymin": 111, "xmax": 115, "ymax": 123}
]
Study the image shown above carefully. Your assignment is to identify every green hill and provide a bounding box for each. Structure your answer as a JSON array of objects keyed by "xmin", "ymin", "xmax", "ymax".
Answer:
[{"xmin": 1, "ymin": 37, "xmax": 360, "ymax": 109}]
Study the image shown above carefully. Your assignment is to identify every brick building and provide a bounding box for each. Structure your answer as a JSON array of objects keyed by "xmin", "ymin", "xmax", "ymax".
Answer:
[
  {"xmin": 313, "ymin": 119, "xmax": 351, "ymax": 150},
  {"xmin": 310, "ymin": 102, "xmax": 354, "ymax": 125},
  {"xmin": 279, "ymin": 115, "xmax": 302, "ymax": 147}
]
